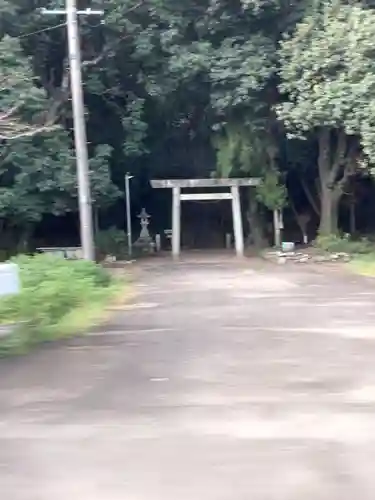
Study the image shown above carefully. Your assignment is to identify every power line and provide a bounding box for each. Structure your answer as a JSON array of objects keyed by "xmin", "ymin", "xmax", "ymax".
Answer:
[
  {"xmin": 18, "ymin": 22, "xmax": 67, "ymax": 39},
  {"xmin": 17, "ymin": 17, "xmax": 104, "ymax": 41}
]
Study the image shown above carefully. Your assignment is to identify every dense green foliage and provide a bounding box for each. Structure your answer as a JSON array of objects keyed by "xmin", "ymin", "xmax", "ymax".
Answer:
[
  {"xmin": 0, "ymin": 36, "xmax": 48, "ymax": 137},
  {"xmin": 277, "ymin": 1, "xmax": 375, "ymax": 234},
  {"xmin": 1, "ymin": 0, "xmax": 375, "ymax": 247},
  {"xmin": 95, "ymin": 226, "xmax": 128, "ymax": 259},
  {"xmin": 315, "ymin": 233, "xmax": 373, "ymax": 254},
  {"xmin": 0, "ymin": 254, "xmax": 114, "ymax": 354}
]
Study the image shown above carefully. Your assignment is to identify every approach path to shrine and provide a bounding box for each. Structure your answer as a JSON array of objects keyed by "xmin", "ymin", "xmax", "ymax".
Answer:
[{"xmin": 1, "ymin": 255, "xmax": 375, "ymax": 499}]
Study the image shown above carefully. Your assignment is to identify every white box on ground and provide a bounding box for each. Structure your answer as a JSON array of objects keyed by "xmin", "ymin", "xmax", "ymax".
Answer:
[{"xmin": 0, "ymin": 263, "xmax": 20, "ymax": 297}]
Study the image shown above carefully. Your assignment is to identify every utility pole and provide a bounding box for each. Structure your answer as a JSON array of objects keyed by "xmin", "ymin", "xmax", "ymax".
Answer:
[{"xmin": 42, "ymin": 3, "xmax": 104, "ymax": 261}]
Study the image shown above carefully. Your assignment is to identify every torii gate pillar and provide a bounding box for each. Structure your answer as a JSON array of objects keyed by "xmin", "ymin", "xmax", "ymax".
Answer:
[
  {"xmin": 172, "ymin": 186, "xmax": 181, "ymax": 258},
  {"xmin": 231, "ymin": 185, "xmax": 244, "ymax": 257}
]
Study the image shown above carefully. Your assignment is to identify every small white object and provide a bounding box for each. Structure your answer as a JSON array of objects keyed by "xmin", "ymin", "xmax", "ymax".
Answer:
[
  {"xmin": 155, "ymin": 234, "xmax": 161, "ymax": 252},
  {"xmin": 225, "ymin": 233, "xmax": 232, "ymax": 249},
  {"xmin": 282, "ymin": 241, "xmax": 295, "ymax": 252},
  {"xmin": 0, "ymin": 263, "xmax": 20, "ymax": 297}
]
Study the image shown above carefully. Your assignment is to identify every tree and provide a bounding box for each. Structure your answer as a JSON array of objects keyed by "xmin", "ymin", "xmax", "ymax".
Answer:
[
  {"xmin": 0, "ymin": 132, "xmax": 120, "ymax": 250},
  {"xmin": 277, "ymin": 0, "xmax": 375, "ymax": 235},
  {"xmin": 89, "ymin": 144, "xmax": 121, "ymax": 233},
  {"xmin": 6, "ymin": 0, "xmax": 375, "ymax": 250},
  {"xmin": 0, "ymin": 35, "xmax": 58, "ymax": 139},
  {"xmin": 0, "ymin": 6, "xmax": 122, "ymax": 249},
  {"xmin": 213, "ymin": 122, "xmax": 286, "ymax": 247},
  {"xmin": 0, "ymin": 130, "xmax": 77, "ymax": 249}
]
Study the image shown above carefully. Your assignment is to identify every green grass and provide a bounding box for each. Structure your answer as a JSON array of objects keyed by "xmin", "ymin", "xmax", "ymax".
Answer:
[
  {"xmin": 314, "ymin": 234, "xmax": 375, "ymax": 277},
  {"xmin": 347, "ymin": 253, "xmax": 375, "ymax": 277},
  {"xmin": 315, "ymin": 234, "xmax": 373, "ymax": 254},
  {"xmin": 0, "ymin": 254, "xmax": 129, "ymax": 356}
]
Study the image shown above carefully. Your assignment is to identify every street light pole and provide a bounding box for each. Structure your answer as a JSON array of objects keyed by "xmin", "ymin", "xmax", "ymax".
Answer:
[
  {"xmin": 42, "ymin": 2, "xmax": 103, "ymax": 260},
  {"xmin": 125, "ymin": 174, "xmax": 133, "ymax": 257}
]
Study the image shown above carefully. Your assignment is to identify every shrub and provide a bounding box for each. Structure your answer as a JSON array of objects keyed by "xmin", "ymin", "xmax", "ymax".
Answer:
[
  {"xmin": 95, "ymin": 227, "xmax": 128, "ymax": 259},
  {"xmin": 0, "ymin": 254, "xmax": 113, "ymax": 349},
  {"xmin": 315, "ymin": 234, "xmax": 373, "ymax": 254}
]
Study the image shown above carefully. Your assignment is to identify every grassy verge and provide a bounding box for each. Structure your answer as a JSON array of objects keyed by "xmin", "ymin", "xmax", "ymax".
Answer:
[
  {"xmin": 347, "ymin": 253, "xmax": 375, "ymax": 277},
  {"xmin": 0, "ymin": 254, "xmax": 129, "ymax": 356},
  {"xmin": 314, "ymin": 234, "xmax": 375, "ymax": 277}
]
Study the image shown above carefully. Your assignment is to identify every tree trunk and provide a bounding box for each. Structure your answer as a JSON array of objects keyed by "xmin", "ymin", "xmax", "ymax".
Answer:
[
  {"xmin": 288, "ymin": 195, "xmax": 310, "ymax": 244},
  {"xmin": 299, "ymin": 175, "xmax": 320, "ymax": 216},
  {"xmin": 16, "ymin": 224, "xmax": 34, "ymax": 253},
  {"xmin": 94, "ymin": 207, "xmax": 100, "ymax": 235},
  {"xmin": 349, "ymin": 198, "xmax": 356, "ymax": 236},
  {"xmin": 247, "ymin": 197, "xmax": 267, "ymax": 248},
  {"xmin": 319, "ymin": 187, "xmax": 339, "ymax": 236},
  {"xmin": 298, "ymin": 213, "xmax": 310, "ymax": 244},
  {"xmin": 317, "ymin": 128, "xmax": 341, "ymax": 236}
]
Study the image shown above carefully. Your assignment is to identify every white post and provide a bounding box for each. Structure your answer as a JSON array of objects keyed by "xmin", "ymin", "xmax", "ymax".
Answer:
[
  {"xmin": 155, "ymin": 234, "xmax": 161, "ymax": 252},
  {"xmin": 273, "ymin": 209, "xmax": 281, "ymax": 248},
  {"xmin": 231, "ymin": 186, "xmax": 244, "ymax": 257},
  {"xmin": 125, "ymin": 174, "xmax": 133, "ymax": 257},
  {"xmin": 225, "ymin": 233, "xmax": 232, "ymax": 249},
  {"xmin": 172, "ymin": 187, "xmax": 181, "ymax": 258}
]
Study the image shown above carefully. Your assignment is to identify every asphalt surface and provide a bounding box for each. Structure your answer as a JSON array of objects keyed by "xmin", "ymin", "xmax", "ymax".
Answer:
[{"xmin": 1, "ymin": 256, "xmax": 375, "ymax": 499}]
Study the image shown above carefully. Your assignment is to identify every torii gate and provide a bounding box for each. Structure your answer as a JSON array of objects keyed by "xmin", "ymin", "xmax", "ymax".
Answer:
[{"xmin": 150, "ymin": 178, "xmax": 260, "ymax": 258}]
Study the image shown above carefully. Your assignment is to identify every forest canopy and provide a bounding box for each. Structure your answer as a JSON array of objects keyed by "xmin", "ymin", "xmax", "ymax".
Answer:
[{"xmin": 1, "ymin": 0, "xmax": 375, "ymax": 252}]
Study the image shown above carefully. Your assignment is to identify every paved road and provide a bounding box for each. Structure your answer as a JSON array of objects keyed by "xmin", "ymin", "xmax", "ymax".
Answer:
[{"xmin": 1, "ymin": 257, "xmax": 375, "ymax": 499}]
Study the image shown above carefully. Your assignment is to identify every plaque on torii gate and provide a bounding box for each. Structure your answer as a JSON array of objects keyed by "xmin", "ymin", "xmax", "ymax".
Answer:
[{"xmin": 150, "ymin": 178, "xmax": 260, "ymax": 258}]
